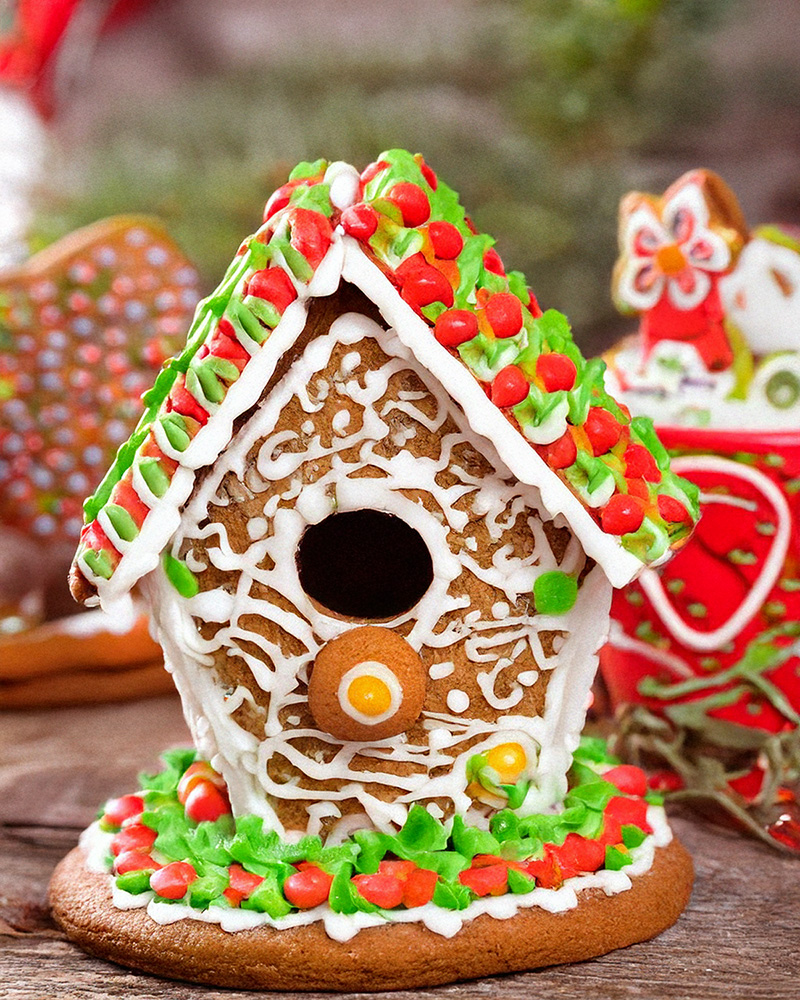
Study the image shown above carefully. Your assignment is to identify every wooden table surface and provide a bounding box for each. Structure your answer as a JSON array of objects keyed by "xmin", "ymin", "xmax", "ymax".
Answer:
[{"xmin": 1, "ymin": 694, "xmax": 797, "ymax": 1000}]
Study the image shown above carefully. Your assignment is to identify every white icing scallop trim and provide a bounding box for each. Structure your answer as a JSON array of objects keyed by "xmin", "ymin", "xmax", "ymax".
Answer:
[
  {"xmin": 82, "ymin": 803, "xmax": 672, "ymax": 940},
  {"xmin": 338, "ymin": 661, "xmax": 404, "ymax": 726},
  {"xmin": 638, "ymin": 454, "xmax": 792, "ymax": 652}
]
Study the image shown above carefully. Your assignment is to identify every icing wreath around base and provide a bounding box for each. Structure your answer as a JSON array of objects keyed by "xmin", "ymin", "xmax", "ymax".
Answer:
[{"xmin": 80, "ymin": 737, "xmax": 669, "ymax": 942}]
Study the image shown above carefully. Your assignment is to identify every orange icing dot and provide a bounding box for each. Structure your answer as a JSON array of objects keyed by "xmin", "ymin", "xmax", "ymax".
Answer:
[
  {"xmin": 655, "ymin": 243, "xmax": 686, "ymax": 276},
  {"xmin": 486, "ymin": 742, "xmax": 527, "ymax": 784},
  {"xmin": 347, "ymin": 674, "xmax": 393, "ymax": 717}
]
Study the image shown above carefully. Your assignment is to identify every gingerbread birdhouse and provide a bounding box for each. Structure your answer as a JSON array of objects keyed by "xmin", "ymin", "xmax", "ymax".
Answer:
[{"xmin": 69, "ymin": 150, "xmax": 698, "ymax": 842}]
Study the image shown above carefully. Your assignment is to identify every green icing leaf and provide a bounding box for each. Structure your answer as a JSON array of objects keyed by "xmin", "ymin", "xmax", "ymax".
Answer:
[
  {"xmin": 621, "ymin": 824, "xmax": 647, "ymax": 850},
  {"xmin": 289, "ymin": 159, "xmax": 328, "ymax": 181},
  {"xmin": 160, "ymin": 412, "xmax": 191, "ymax": 451},
  {"xmin": 240, "ymin": 871, "xmax": 292, "ymax": 917},
  {"xmin": 82, "ymin": 548, "xmax": 114, "ymax": 580},
  {"xmin": 454, "ymin": 233, "xmax": 494, "ymax": 308},
  {"xmin": 290, "ymin": 182, "xmax": 333, "ymax": 217},
  {"xmin": 104, "ymin": 504, "xmax": 138, "ymax": 543},
  {"xmin": 188, "ymin": 869, "xmax": 230, "ymax": 909},
  {"xmin": 138, "ymin": 456, "xmax": 170, "ymax": 498},
  {"xmin": 397, "ymin": 804, "xmax": 449, "ymax": 853},
  {"xmin": 115, "ymin": 870, "xmax": 154, "ymax": 894},
  {"xmin": 507, "ymin": 867, "xmax": 537, "ymax": 894},
  {"xmin": 243, "ymin": 294, "xmax": 281, "ymax": 330},
  {"xmin": 163, "ymin": 551, "xmax": 200, "ymax": 598},
  {"xmin": 450, "ymin": 816, "xmax": 501, "ymax": 859},
  {"xmin": 432, "ymin": 878, "xmax": 472, "ymax": 911},
  {"xmin": 604, "ymin": 845, "xmax": 634, "ymax": 871}
]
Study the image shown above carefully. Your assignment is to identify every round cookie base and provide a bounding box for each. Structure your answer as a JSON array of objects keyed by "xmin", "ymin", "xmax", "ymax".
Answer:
[{"xmin": 50, "ymin": 840, "xmax": 693, "ymax": 992}]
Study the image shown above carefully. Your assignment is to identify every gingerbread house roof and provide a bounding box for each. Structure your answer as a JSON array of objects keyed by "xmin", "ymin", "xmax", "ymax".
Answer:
[{"xmin": 70, "ymin": 149, "xmax": 698, "ymax": 607}]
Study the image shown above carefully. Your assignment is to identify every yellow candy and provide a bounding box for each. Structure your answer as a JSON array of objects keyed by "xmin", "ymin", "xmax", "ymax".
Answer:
[
  {"xmin": 485, "ymin": 742, "xmax": 527, "ymax": 784},
  {"xmin": 347, "ymin": 674, "xmax": 393, "ymax": 717}
]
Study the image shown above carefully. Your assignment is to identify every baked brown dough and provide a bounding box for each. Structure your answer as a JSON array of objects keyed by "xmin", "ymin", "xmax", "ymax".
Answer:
[{"xmin": 49, "ymin": 839, "xmax": 693, "ymax": 991}]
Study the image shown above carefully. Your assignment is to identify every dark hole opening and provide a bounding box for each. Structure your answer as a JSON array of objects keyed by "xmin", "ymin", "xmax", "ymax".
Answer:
[{"xmin": 296, "ymin": 509, "xmax": 434, "ymax": 620}]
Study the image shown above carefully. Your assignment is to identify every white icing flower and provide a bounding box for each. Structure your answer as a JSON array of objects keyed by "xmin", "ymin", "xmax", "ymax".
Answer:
[{"xmin": 617, "ymin": 180, "xmax": 732, "ymax": 313}]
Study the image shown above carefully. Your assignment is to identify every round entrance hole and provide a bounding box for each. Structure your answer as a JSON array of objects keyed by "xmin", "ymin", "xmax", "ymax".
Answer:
[{"xmin": 296, "ymin": 509, "xmax": 434, "ymax": 620}]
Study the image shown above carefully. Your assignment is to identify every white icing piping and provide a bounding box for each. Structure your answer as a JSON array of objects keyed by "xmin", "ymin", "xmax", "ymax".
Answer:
[
  {"xmin": 143, "ymin": 310, "xmax": 610, "ymax": 835},
  {"xmin": 638, "ymin": 454, "xmax": 792, "ymax": 652},
  {"xmin": 88, "ymin": 231, "xmax": 648, "ymax": 612},
  {"xmin": 81, "ymin": 804, "xmax": 672, "ymax": 940}
]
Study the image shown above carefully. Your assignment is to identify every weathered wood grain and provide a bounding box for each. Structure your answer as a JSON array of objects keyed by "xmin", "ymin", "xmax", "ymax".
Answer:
[{"xmin": 1, "ymin": 696, "xmax": 798, "ymax": 999}]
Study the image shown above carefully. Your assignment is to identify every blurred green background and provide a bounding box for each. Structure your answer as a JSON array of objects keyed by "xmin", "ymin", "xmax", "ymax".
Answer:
[{"xmin": 33, "ymin": 0, "xmax": 800, "ymax": 354}]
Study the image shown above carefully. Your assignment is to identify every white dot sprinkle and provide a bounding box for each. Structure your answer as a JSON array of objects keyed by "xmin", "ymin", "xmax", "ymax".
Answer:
[
  {"xmin": 428, "ymin": 661, "xmax": 455, "ymax": 680},
  {"xmin": 446, "ymin": 689, "xmax": 470, "ymax": 714}
]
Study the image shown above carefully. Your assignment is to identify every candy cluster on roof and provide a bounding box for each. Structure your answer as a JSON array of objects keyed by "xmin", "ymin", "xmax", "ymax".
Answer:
[{"xmin": 71, "ymin": 149, "xmax": 698, "ymax": 601}]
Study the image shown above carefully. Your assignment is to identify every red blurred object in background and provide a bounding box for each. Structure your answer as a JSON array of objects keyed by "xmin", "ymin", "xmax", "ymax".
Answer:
[{"xmin": 0, "ymin": 0, "xmax": 153, "ymax": 116}]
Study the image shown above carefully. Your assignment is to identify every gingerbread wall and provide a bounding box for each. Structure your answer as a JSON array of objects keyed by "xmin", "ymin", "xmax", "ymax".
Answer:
[{"xmin": 144, "ymin": 286, "xmax": 611, "ymax": 837}]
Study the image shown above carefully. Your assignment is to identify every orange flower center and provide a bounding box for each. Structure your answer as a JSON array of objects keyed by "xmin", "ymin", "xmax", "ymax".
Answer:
[
  {"xmin": 655, "ymin": 242, "xmax": 687, "ymax": 276},
  {"xmin": 347, "ymin": 674, "xmax": 393, "ymax": 717}
]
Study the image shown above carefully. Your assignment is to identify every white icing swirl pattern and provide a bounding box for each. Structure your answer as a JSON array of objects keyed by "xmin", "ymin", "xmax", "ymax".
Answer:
[{"xmin": 142, "ymin": 311, "xmax": 612, "ymax": 836}]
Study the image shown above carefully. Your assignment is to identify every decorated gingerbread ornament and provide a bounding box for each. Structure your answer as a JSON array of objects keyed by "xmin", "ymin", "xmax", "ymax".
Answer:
[
  {"xmin": 51, "ymin": 151, "xmax": 697, "ymax": 990},
  {"xmin": 0, "ymin": 215, "xmax": 199, "ymax": 705},
  {"xmin": 603, "ymin": 169, "xmax": 800, "ymax": 852},
  {"xmin": 612, "ymin": 169, "xmax": 747, "ymax": 371}
]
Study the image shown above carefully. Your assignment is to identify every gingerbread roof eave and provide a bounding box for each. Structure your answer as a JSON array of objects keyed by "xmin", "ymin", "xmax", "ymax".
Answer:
[
  {"xmin": 70, "ymin": 153, "xmax": 698, "ymax": 611},
  {"xmin": 72, "ymin": 235, "xmax": 643, "ymax": 611}
]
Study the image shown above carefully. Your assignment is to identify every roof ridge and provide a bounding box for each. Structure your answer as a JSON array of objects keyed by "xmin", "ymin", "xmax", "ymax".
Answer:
[{"xmin": 71, "ymin": 150, "xmax": 698, "ymax": 605}]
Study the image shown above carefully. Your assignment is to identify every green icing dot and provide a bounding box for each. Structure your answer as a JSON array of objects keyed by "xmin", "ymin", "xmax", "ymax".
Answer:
[
  {"xmin": 105, "ymin": 504, "xmax": 138, "ymax": 543},
  {"xmin": 533, "ymin": 570, "xmax": 578, "ymax": 615},
  {"xmin": 163, "ymin": 552, "xmax": 200, "ymax": 598}
]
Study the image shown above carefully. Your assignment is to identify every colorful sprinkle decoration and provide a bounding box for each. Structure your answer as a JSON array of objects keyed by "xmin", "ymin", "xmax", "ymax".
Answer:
[{"xmin": 0, "ymin": 216, "xmax": 200, "ymax": 546}]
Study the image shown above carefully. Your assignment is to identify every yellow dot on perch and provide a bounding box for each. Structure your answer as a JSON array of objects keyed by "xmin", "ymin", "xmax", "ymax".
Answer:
[
  {"xmin": 347, "ymin": 674, "xmax": 393, "ymax": 717},
  {"xmin": 486, "ymin": 742, "xmax": 527, "ymax": 783}
]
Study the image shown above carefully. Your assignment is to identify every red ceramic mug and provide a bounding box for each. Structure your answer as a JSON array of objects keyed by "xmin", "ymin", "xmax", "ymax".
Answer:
[{"xmin": 600, "ymin": 425, "xmax": 800, "ymax": 849}]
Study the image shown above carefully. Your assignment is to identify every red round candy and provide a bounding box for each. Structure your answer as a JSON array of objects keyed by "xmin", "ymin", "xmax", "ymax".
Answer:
[
  {"xmin": 290, "ymin": 209, "xmax": 333, "ymax": 269},
  {"xmin": 428, "ymin": 220, "xmax": 463, "ymax": 260},
  {"xmin": 284, "ymin": 865, "xmax": 333, "ymax": 909},
  {"xmin": 223, "ymin": 863, "xmax": 265, "ymax": 906},
  {"xmin": 352, "ymin": 872, "xmax": 405, "ymax": 909},
  {"xmin": 491, "ymin": 365, "xmax": 530, "ymax": 408},
  {"xmin": 605, "ymin": 795, "xmax": 652, "ymax": 834},
  {"xmin": 584, "ymin": 407, "xmax": 623, "ymax": 456},
  {"xmin": 418, "ymin": 158, "xmax": 438, "ymax": 190},
  {"xmin": 184, "ymin": 780, "xmax": 231, "ymax": 823},
  {"xmin": 528, "ymin": 290, "xmax": 543, "ymax": 318},
  {"xmin": 263, "ymin": 183, "xmax": 294, "ymax": 221},
  {"xmin": 483, "ymin": 248, "xmax": 505, "ymax": 276},
  {"xmin": 604, "ymin": 764, "xmax": 648, "ymax": 797},
  {"xmin": 111, "ymin": 823, "xmax": 157, "ymax": 857},
  {"xmin": 657, "ymin": 494, "xmax": 691, "ymax": 523},
  {"xmin": 434, "ymin": 309, "xmax": 479, "ymax": 348},
  {"xmin": 402, "ymin": 867, "xmax": 438, "ymax": 907},
  {"xmin": 246, "ymin": 268, "xmax": 298, "ymax": 313},
  {"xmin": 150, "ymin": 861, "xmax": 197, "ymax": 900},
  {"xmin": 624, "ymin": 443, "xmax": 661, "ymax": 482},
  {"xmin": 536, "ymin": 353, "xmax": 577, "ymax": 392},
  {"xmin": 485, "ymin": 292, "xmax": 523, "ymax": 338},
  {"xmin": 539, "ymin": 430, "xmax": 577, "ymax": 470},
  {"xmin": 401, "ymin": 265, "xmax": 454, "ymax": 310},
  {"xmin": 388, "ymin": 182, "xmax": 431, "ymax": 228},
  {"xmin": 340, "ymin": 203, "xmax": 378, "ymax": 241},
  {"xmin": 360, "ymin": 160, "xmax": 388, "ymax": 185},
  {"xmin": 102, "ymin": 794, "xmax": 145, "ymax": 830},
  {"xmin": 458, "ymin": 863, "xmax": 508, "ymax": 897},
  {"xmin": 114, "ymin": 850, "xmax": 159, "ymax": 875},
  {"xmin": 601, "ymin": 494, "xmax": 645, "ymax": 535}
]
